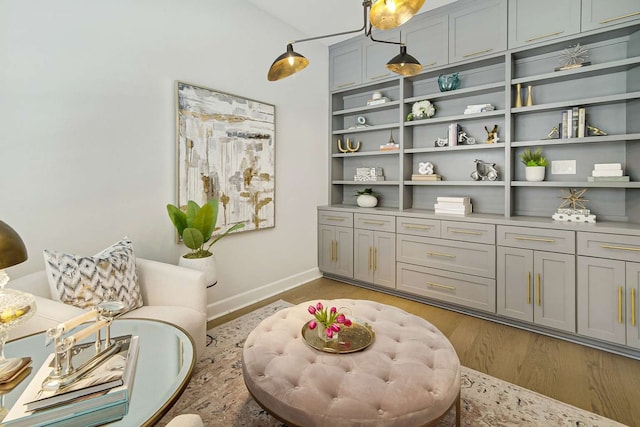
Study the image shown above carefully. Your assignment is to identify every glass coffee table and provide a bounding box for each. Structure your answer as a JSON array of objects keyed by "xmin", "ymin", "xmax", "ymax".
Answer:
[{"xmin": 2, "ymin": 318, "xmax": 195, "ymax": 426}]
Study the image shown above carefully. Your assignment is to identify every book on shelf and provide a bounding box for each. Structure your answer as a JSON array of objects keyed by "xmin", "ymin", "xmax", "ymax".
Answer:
[
  {"xmin": 571, "ymin": 107, "xmax": 579, "ymax": 139},
  {"xmin": 561, "ymin": 111, "xmax": 568, "ymax": 139},
  {"xmin": 588, "ymin": 176, "xmax": 630, "ymax": 182},
  {"xmin": 366, "ymin": 97, "xmax": 390, "ymax": 106},
  {"xmin": 592, "ymin": 169, "xmax": 623, "ymax": 177},
  {"xmin": 578, "ymin": 107, "xmax": 586, "ymax": 138},
  {"xmin": 594, "ymin": 163, "xmax": 622, "ymax": 170},
  {"xmin": 3, "ymin": 335, "xmax": 139, "ymax": 426},
  {"xmin": 448, "ymin": 123, "xmax": 458, "ymax": 146},
  {"xmin": 411, "ymin": 174, "xmax": 441, "ymax": 181},
  {"xmin": 434, "ymin": 207, "xmax": 472, "ymax": 215},
  {"xmin": 437, "ymin": 196, "xmax": 470, "ymax": 204},
  {"xmin": 435, "ymin": 202, "xmax": 472, "ymax": 211}
]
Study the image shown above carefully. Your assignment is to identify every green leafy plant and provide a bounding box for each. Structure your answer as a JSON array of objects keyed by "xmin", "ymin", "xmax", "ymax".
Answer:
[
  {"xmin": 520, "ymin": 147, "xmax": 548, "ymax": 167},
  {"xmin": 166, "ymin": 199, "xmax": 244, "ymax": 259},
  {"xmin": 355, "ymin": 188, "xmax": 380, "ymax": 197}
]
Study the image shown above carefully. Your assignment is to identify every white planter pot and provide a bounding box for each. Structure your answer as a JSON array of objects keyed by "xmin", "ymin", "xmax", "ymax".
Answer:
[
  {"xmin": 357, "ymin": 194, "xmax": 378, "ymax": 208},
  {"xmin": 179, "ymin": 253, "xmax": 217, "ymax": 288},
  {"xmin": 525, "ymin": 166, "xmax": 545, "ymax": 182}
]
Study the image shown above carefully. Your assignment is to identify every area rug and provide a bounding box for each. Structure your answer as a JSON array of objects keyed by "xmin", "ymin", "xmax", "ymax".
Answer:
[{"xmin": 156, "ymin": 300, "xmax": 625, "ymax": 426}]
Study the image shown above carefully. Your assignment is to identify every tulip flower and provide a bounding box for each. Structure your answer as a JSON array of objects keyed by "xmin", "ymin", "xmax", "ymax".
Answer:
[
  {"xmin": 316, "ymin": 302, "xmax": 323, "ymax": 311},
  {"xmin": 308, "ymin": 320, "xmax": 317, "ymax": 330},
  {"xmin": 308, "ymin": 306, "xmax": 316, "ymax": 315}
]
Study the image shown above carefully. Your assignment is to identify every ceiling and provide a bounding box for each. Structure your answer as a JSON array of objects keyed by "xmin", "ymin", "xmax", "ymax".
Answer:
[{"xmin": 247, "ymin": 0, "xmax": 460, "ymax": 45}]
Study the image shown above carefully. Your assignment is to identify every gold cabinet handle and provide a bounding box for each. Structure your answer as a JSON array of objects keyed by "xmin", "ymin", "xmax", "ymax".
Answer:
[
  {"xmin": 527, "ymin": 272, "xmax": 531, "ymax": 305},
  {"xmin": 426, "ymin": 251, "xmax": 456, "ymax": 259},
  {"xmin": 325, "ymin": 216, "xmax": 345, "ymax": 222},
  {"xmin": 463, "ymin": 48, "xmax": 493, "ymax": 58},
  {"xmin": 426, "ymin": 281, "xmax": 456, "ymax": 291},
  {"xmin": 450, "ymin": 229, "xmax": 482, "ymax": 236},
  {"xmin": 405, "ymin": 225, "xmax": 432, "ymax": 230},
  {"xmin": 363, "ymin": 220, "xmax": 385, "ymax": 225},
  {"xmin": 334, "ymin": 240, "xmax": 338, "ymax": 261},
  {"xmin": 368, "ymin": 247, "xmax": 372, "ymax": 270},
  {"xmin": 618, "ymin": 286, "xmax": 623, "ymax": 324},
  {"xmin": 369, "ymin": 73, "xmax": 389, "ymax": 80},
  {"xmin": 373, "ymin": 247, "xmax": 378, "ymax": 271},
  {"xmin": 515, "ymin": 236, "xmax": 556, "ymax": 243},
  {"xmin": 600, "ymin": 11, "xmax": 640, "ymax": 24},
  {"xmin": 525, "ymin": 31, "xmax": 563, "ymax": 43},
  {"xmin": 536, "ymin": 273, "xmax": 541, "ymax": 306},
  {"xmin": 600, "ymin": 244, "xmax": 640, "ymax": 252},
  {"xmin": 632, "ymin": 288, "xmax": 636, "ymax": 327},
  {"xmin": 337, "ymin": 81, "xmax": 356, "ymax": 88},
  {"xmin": 423, "ymin": 61, "xmax": 437, "ymax": 68},
  {"xmin": 329, "ymin": 240, "xmax": 334, "ymax": 261}
]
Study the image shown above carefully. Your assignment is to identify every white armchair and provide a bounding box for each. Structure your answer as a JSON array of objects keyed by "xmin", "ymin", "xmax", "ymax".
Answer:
[{"xmin": 7, "ymin": 258, "xmax": 207, "ymax": 357}]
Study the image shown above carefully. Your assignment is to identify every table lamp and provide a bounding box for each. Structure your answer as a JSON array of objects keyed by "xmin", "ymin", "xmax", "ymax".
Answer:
[{"xmin": 0, "ymin": 221, "xmax": 36, "ymax": 380}]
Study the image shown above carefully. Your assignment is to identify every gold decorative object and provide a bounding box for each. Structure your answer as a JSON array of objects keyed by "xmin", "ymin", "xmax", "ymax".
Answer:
[
  {"xmin": 558, "ymin": 188, "xmax": 589, "ymax": 210},
  {"xmin": 587, "ymin": 125, "xmax": 608, "ymax": 136},
  {"xmin": 302, "ymin": 320, "xmax": 374, "ymax": 354},
  {"xmin": 346, "ymin": 139, "xmax": 361, "ymax": 152},
  {"xmin": 526, "ymin": 85, "xmax": 533, "ymax": 106},
  {"xmin": 337, "ymin": 138, "xmax": 349, "ymax": 153},
  {"xmin": 515, "ymin": 83, "xmax": 523, "ymax": 107},
  {"xmin": 558, "ymin": 43, "xmax": 590, "ymax": 71},
  {"xmin": 484, "ymin": 125, "xmax": 500, "ymax": 144},
  {"xmin": 545, "ymin": 126, "xmax": 560, "ymax": 139}
]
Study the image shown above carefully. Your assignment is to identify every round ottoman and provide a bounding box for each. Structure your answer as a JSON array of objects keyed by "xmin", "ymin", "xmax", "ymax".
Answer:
[{"xmin": 242, "ymin": 299, "xmax": 461, "ymax": 427}]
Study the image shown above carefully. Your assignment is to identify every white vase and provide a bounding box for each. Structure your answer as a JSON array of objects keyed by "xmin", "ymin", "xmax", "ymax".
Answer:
[
  {"xmin": 525, "ymin": 166, "xmax": 545, "ymax": 182},
  {"xmin": 357, "ymin": 194, "xmax": 378, "ymax": 208},
  {"xmin": 317, "ymin": 324, "xmax": 338, "ymax": 342},
  {"xmin": 179, "ymin": 253, "xmax": 217, "ymax": 288}
]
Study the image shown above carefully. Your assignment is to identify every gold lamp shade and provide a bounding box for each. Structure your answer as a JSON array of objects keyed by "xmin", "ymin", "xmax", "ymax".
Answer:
[
  {"xmin": 0, "ymin": 221, "xmax": 27, "ymax": 269},
  {"xmin": 386, "ymin": 45, "xmax": 423, "ymax": 76},
  {"xmin": 267, "ymin": 44, "xmax": 310, "ymax": 81},
  {"xmin": 370, "ymin": 0, "xmax": 425, "ymax": 30}
]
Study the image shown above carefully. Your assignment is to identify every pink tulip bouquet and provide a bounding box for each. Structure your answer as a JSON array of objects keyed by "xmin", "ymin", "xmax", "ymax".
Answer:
[{"xmin": 308, "ymin": 301, "xmax": 352, "ymax": 338}]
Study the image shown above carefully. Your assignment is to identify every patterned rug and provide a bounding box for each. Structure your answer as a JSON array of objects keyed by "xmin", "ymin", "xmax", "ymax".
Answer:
[{"xmin": 156, "ymin": 300, "xmax": 625, "ymax": 426}]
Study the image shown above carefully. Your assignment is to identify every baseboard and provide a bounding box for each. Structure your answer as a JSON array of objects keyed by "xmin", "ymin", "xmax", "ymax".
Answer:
[{"xmin": 206, "ymin": 267, "xmax": 321, "ymax": 321}]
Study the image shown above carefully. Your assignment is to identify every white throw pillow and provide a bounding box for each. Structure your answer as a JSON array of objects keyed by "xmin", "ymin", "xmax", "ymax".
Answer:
[{"xmin": 43, "ymin": 239, "xmax": 143, "ymax": 312}]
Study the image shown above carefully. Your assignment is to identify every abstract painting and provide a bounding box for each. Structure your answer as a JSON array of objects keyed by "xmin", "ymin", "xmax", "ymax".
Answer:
[{"xmin": 175, "ymin": 81, "xmax": 275, "ymax": 235}]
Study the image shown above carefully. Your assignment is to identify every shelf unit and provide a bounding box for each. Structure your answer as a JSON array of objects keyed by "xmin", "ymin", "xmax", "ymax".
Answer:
[{"xmin": 329, "ymin": 21, "xmax": 640, "ymax": 224}]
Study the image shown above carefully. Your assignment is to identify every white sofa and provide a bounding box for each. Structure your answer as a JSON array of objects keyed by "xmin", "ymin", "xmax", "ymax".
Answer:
[{"xmin": 7, "ymin": 258, "xmax": 208, "ymax": 357}]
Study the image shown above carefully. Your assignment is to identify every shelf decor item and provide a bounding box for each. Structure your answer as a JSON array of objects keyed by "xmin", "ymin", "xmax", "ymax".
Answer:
[
  {"xmin": 470, "ymin": 159, "xmax": 499, "ymax": 181},
  {"xmin": 514, "ymin": 83, "xmax": 523, "ymax": 107},
  {"xmin": 355, "ymin": 188, "xmax": 380, "ymax": 207},
  {"xmin": 552, "ymin": 188, "xmax": 596, "ymax": 223},
  {"xmin": 484, "ymin": 125, "xmax": 500, "ymax": 144},
  {"xmin": 520, "ymin": 147, "xmax": 548, "ymax": 182},
  {"xmin": 526, "ymin": 85, "xmax": 533, "ymax": 107},
  {"xmin": 407, "ymin": 100, "xmax": 436, "ymax": 121},
  {"xmin": 437, "ymin": 72, "xmax": 460, "ymax": 92},
  {"xmin": 306, "ymin": 301, "xmax": 352, "ymax": 343},
  {"xmin": 556, "ymin": 43, "xmax": 590, "ymax": 71}
]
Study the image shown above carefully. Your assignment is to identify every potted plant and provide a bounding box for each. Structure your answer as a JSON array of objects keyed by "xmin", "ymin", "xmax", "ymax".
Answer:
[
  {"xmin": 520, "ymin": 147, "xmax": 548, "ymax": 182},
  {"xmin": 167, "ymin": 199, "xmax": 244, "ymax": 286},
  {"xmin": 355, "ymin": 188, "xmax": 380, "ymax": 208}
]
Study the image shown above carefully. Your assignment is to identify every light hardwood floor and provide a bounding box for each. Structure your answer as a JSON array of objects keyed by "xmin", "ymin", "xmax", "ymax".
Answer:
[{"xmin": 208, "ymin": 277, "xmax": 640, "ymax": 426}]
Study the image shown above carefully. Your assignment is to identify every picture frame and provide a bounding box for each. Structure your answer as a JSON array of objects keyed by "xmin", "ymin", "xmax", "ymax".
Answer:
[{"xmin": 175, "ymin": 81, "xmax": 276, "ymax": 235}]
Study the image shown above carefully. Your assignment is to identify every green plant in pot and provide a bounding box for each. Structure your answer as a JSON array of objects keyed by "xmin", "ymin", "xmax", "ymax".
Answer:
[
  {"xmin": 520, "ymin": 147, "xmax": 548, "ymax": 182},
  {"xmin": 167, "ymin": 199, "xmax": 244, "ymax": 285},
  {"xmin": 355, "ymin": 188, "xmax": 380, "ymax": 208}
]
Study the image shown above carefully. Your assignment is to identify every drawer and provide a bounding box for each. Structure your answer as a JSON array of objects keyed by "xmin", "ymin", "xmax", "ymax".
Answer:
[
  {"xmin": 578, "ymin": 232, "xmax": 640, "ymax": 262},
  {"xmin": 441, "ymin": 221, "xmax": 495, "ymax": 244},
  {"xmin": 497, "ymin": 225, "xmax": 575, "ymax": 254},
  {"xmin": 354, "ymin": 213, "xmax": 395, "ymax": 232},
  {"xmin": 318, "ymin": 210, "xmax": 353, "ymax": 227},
  {"xmin": 397, "ymin": 217, "xmax": 440, "ymax": 238},
  {"xmin": 397, "ymin": 235, "xmax": 496, "ymax": 279},
  {"xmin": 397, "ymin": 263, "xmax": 496, "ymax": 313}
]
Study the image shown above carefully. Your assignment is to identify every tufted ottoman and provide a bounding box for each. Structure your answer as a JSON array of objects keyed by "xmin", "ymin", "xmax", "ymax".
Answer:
[{"xmin": 242, "ymin": 299, "xmax": 461, "ymax": 427}]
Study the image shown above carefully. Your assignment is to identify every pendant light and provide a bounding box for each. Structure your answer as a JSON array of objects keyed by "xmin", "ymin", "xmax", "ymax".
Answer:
[
  {"xmin": 370, "ymin": 0, "xmax": 426, "ymax": 30},
  {"xmin": 267, "ymin": 44, "xmax": 310, "ymax": 82},
  {"xmin": 386, "ymin": 45, "xmax": 423, "ymax": 76}
]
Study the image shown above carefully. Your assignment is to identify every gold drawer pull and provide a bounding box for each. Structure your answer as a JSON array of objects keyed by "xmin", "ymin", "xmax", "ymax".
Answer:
[
  {"xmin": 463, "ymin": 48, "xmax": 493, "ymax": 58},
  {"xmin": 427, "ymin": 251, "xmax": 456, "ymax": 259},
  {"xmin": 632, "ymin": 288, "xmax": 636, "ymax": 327},
  {"xmin": 369, "ymin": 74, "xmax": 389, "ymax": 80},
  {"xmin": 514, "ymin": 236, "xmax": 556, "ymax": 243},
  {"xmin": 423, "ymin": 61, "xmax": 437, "ymax": 67},
  {"xmin": 368, "ymin": 247, "xmax": 372, "ymax": 270},
  {"xmin": 363, "ymin": 220, "xmax": 385, "ymax": 225},
  {"xmin": 405, "ymin": 225, "xmax": 432, "ymax": 230},
  {"xmin": 374, "ymin": 247, "xmax": 378, "ymax": 271},
  {"xmin": 527, "ymin": 272, "xmax": 531, "ymax": 305},
  {"xmin": 525, "ymin": 31, "xmax": 563, "ymax": 43},
  {"xmin": 600, "ymin": 11, "xmax": 640, "ymax": 24},
  {"xmin": 325, "ymin": 216, "xmax": 346, "ymax": 222},
  {"xmin": 337, "ymin": 82, "xmax": 356, "ymax": 88},
  {"xmin": 600, "ymin": 244, "xmax": 640, "ymax": 252},
  {"xmin": 450, "ymin": 230, "xmax": 482, "ymax": 236},
  {"xmin": 618, "ymin": 286, "xmax": 623, "ymax": 324},
  {"xmin": 536, "ymin": 273, "xmax": 541, "ymax": 306},
  {"xmin": 426, "ymin": 281, "xmax": 456, "ymax": 291}
]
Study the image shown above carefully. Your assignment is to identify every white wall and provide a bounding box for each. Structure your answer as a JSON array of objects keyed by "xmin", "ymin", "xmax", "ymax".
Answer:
[{"xmin": 0, "ymin": 0, "xmax": 329, "ymax": 318}]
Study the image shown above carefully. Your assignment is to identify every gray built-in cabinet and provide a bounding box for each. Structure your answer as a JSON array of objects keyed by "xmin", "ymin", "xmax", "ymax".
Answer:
[
  {"xmin": 321, "ymin": 0, "xmax": 640, "ymax": 358},
  {"xmin": 318, "ymin": 211, "xmax": 353, "ymax": 278}
]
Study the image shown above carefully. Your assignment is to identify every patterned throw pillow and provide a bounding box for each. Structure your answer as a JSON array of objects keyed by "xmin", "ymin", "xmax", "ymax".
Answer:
[{"xmin": 44, "ymin": 239, "xmax": 143, "ymax": 312}]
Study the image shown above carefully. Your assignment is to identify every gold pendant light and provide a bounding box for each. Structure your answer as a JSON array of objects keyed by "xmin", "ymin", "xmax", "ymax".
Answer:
[
  {"xmin": 370, "ymin": 0, "xmax": 425, "ymax": 30},
  {"xmin": 386, "ymin": 45, "xmax": 423, "ymax": 76},
  {"xmin": 267, "ymin": 44, "xmax": 310, "ymax": 82}
]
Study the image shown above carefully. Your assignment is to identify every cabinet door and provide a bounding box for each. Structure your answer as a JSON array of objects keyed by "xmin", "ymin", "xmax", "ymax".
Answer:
[
  {"xmin": 577, "ymin": 256, "xmax": 626, "ymax": 345},
  {"xmin": 449, "ymin": 0, "xmax": 507, "ymax": 63},
  {"xmin": 581, "ymin": 0, "xmax": 640, "ymax": 32},
  {"xmin": 626, "ymin": 262, "xmax": 640, "ymax": 349},
  {"xmin": 334, "ymin": 226, "xmax": 354, "ymax": 278},
  {"xmin": 318, "ymin": 225, "xmax": 336, "ymax": 273},
  {"xmin": 404, "ymin": 14, "xmax": 448, "ymax": 71},
  {"xmin": 534, "ymin": 252, "xmax": 576, "ymax": 333},
  {"xmin": 330, "ymin": 42, "xmax": 362, "ymax": 91},
  {"xmin": 373, "ymin": 231, "xmax": 396, "ymax": 288},
  {"xmin": 497, "ymin": 247, "xmax": 533, "ymax": 322},
  {"xmin": 363, "ymin": 29, "xmax": 400, "ymax": 83},
  {"xmin": 508, "ymin": 0, "xmax": 581, "ymax": 49},
  {"xmin": 354, "ymin": 229, "xmax": 374, "ymax": 283}
]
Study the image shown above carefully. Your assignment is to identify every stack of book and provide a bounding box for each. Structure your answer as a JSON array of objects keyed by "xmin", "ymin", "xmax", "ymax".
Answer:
[
  {"xmin": 434, "ymin": 196, "xmax": 472, "ymax": 215},
  {"xmin": 559, "ymin": 107, "xmax": 586, "ymax": 138},
  {"xmin": 588, "ymin": 163, "xmax": 629, "ymax": 182},
  {"xmin": 3, "ymin": 335, "xmax": 139, "ymax": 427},
  {"xmin": 464, "ymin": 104, "xmax": 495, "ymax": 114},
  {"xmin": 354, "ymin": 167, "xmax": 385, "ymax": 182},
  {"xmin": 411, "ymin": 174, "xmax": 441, "ymax": 181}
]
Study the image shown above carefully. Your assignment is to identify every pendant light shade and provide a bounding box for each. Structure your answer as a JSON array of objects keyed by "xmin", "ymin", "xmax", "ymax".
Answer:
[
  {"xmin": 370, "ymin": 0, "xmax": 425, "ymax": 30},
  {"xmin": 0, "ymin": 221, "xmax": 27, "ymax": 269},
  {"xmin": 386, "ymin": 45, "xmax": 423, "ymax": 76},
  {"xmin": 267, "ymin": 44, "xmax": 310, "ymax": 82}
]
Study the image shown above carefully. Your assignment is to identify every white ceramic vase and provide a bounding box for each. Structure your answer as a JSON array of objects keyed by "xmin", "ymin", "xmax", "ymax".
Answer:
[
  {"xmin": 525, "ymin": 166, "xmax": 545, "ymax": 182},
  {"xmin": 179, "ymin": 253, "xmax": 217, "ymax": 288},
  {"xmin": 357, "ymin": 194, "xmax": 378, "ymax": 208}
]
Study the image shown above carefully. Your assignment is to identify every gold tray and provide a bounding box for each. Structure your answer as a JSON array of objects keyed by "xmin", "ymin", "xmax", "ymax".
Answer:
[{"xmin": 301, "ymin": 320, "xmax": 374, "ymax": 354}]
